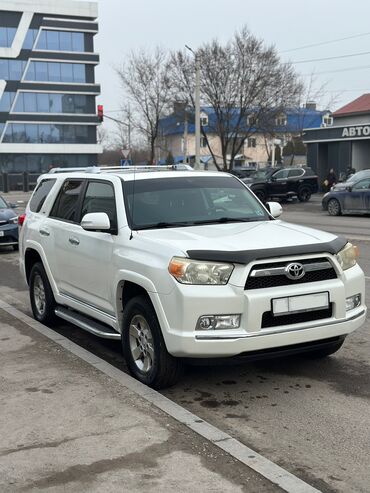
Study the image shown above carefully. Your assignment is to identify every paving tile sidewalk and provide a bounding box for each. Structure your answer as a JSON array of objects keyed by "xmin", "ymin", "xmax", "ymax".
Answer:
[{"xmin": 0, "ymin": 307, "xmax": 279, "ymax": 493}]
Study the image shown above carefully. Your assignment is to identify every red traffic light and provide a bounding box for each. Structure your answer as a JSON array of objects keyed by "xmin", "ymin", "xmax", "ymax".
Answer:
[{"xmin": 97, "ymin": 104, "xmax": 104, "ymax": 122}]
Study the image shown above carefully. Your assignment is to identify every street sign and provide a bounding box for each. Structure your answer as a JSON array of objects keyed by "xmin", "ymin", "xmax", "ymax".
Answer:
[
  {"xmin": 121, "ymin": 149, "xmax": 130, "ymax": 159},
  {"xmin": 120, "ymin": 159, "xmax": 132, "ymax": 166}
]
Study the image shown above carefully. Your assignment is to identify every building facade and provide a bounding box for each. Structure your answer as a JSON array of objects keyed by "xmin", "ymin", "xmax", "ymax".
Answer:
[
  {"xmin": 159, "ymin": 105, "xmax": 328, "ymax": 168},
  {"xmin": 0, "ymin": 0, "xmax": 101, "ymax": 178},
  {"xmin": 303, "ymin": 94, "xmax": 370, "ymax": 185}
]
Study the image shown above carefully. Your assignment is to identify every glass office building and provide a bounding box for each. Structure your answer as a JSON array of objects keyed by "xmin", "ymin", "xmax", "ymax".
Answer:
[{"xmin": 0, "ymin": 0, "xmax": 101, "ymax": 174}]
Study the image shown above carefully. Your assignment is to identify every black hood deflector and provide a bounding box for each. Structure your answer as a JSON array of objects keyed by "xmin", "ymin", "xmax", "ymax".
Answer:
[{"xmin": 187, "ymin": 236, "xmax": 347, "ymax": 265}]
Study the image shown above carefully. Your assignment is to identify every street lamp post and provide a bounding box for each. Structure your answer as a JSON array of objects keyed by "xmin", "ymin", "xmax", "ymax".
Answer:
[{"xmin": 185, "ymin": 45, "xmax": 201, "ymax": 169}]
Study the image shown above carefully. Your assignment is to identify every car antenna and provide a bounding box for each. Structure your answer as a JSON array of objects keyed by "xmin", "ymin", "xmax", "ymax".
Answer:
[{"xmin": 129, "ymin": 164, "xmax": 136, "ymax": 240}]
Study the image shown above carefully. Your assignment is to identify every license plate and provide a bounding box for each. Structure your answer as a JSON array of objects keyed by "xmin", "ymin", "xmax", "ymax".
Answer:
[
  {"xmin": 272, "ymin": 292, "xmax": 329, "ymax": 316},
  {"xmin": 0, "ymin": 231, "xmax": 4, "ymax": 237}
]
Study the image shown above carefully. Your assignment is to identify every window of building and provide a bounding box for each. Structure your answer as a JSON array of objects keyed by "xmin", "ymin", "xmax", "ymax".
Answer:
[
  {"xmin": 0, "ymin": 27, "xmax": 17, "ymax": 48},
  {"xmin": 0, "ymin": 153, "xmax": 91, "ymax": 173},
  {"xmin": 200, "ymin": 136, "xmax": 207, "ymax": 148},
  {"xmin": 275, "ymin": 113, "xmax": 287, "ymax": 126},
  {"xmin": 0, "ymin": 91, "xmax": 16, "ymax": 111},
  {"xmin": 29, "ymin": 179, "xmax": 56, "ymax": 213},
  {"xmin": 200, "ymin": 112, "xmax": 208, "ymax": 126},
  {"xmin": 2, "ymin": 123, "xmax": 94, "ymax": 144},
  {"xmin": 81, "ymin": 181, "xmax": 117, "ymax": 232},
  {"xmin": 22, "ymin": 29, "xmax": 38, "ymax": 49},
  {"xmin": 322, "ymin": 113, "xmax": 333, "ymax": 126},
  {"xmin": 36, "ymin": 30, "xmax": 86, "ymax": 52},
  {"xmin": 0, "ymin": 59, "xmax": 27, "ymax": 81},
  {"xmin": 247, "ymin": 137, "xmax": 256, "ymax": 148},
  {"xmin": 247, "ymin": 114, "xmax": 258, "ymax": 126},
  {"xmin": 50, "ymin": 180, "xmax": 84, "ymax": 222},
  {"xmin": 24, "ymin": 62, "xmax": 87, "ymax": 83}
]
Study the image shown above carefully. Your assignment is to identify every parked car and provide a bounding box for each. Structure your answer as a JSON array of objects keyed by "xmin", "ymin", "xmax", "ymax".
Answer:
[
  {"xmin": 19, "ymin": 166, "xmax": 366, "ymax": 388},
  {"xmin": 0, "ymin": 195, "xmax": 19, "ymax": 250},
  {"xmin": 322, "ymin": 173, "xmax": 370, "ymax": 216},
  {"xmin": 242, "ymin": 166, "xmax": 319, "ymax": 202}
]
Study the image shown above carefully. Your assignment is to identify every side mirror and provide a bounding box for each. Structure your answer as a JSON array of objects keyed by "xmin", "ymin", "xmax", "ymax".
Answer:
[
  {"xmin": 9, "ymin": 202, "xmax": 18, "ymax": 209},
  {"xmin": 266, "ymin": 201, "xmax": 283, "ymax": 218},
  {"xmin": 81, "ymin": 212, "xmax": 111, "ymax": 231}
]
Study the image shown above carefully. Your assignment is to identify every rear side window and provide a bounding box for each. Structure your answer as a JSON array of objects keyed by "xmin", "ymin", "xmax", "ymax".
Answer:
[
  {"xmin": 288, "ymin": 169, "xmax": 304, "ymax": 178},
  {"xmin": 81, "ymin": 181, "xmax": 117, "ymax": 231},
  {"xmin": 29, "ymin": 179, "xmax": 56, "ymax": 213},
  {"xmin": 50, "ymin": 179, "xmax": 84, "ymax": 222}
]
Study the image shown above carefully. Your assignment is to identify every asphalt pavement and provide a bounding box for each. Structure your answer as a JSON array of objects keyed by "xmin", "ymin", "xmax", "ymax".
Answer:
[{"xmin": 0, "ymin": 192, "xmax": 369, "ymax": 492}]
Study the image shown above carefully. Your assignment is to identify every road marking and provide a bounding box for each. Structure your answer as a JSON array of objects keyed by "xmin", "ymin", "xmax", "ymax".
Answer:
[{"xmin": 0, "ymin": 298, "xmax": 320, "ymax": 493}]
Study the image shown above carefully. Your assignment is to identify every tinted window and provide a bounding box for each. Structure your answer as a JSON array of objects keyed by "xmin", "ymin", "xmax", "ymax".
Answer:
[
  {"xmin": 288, "ymin": 169, "xmax": 304, "ymax": 178},
  {"xmin": 29, "ymin": 179, "xmax": 56, "ymax": 212},
  {"xmin": 51, "ymin": 180, "xmax": 84, "ymax": 222},
  {"xmin": 353, "ymin": 179, "xmax": 370, "ymax": 190},
  {"xmin": 273, "ymin": 169, "xmax": 289, "ymax": 179},
  {"xmin": 0, "ymin": 91, "xmax": 16, "ymax": 111},
  {"xmin": 0, "ymin": 196, "xmax": 8, "ymax": 209},
  {"xmin": 81, "ymin": 181, "xmax": 117, "ymax": 231}
]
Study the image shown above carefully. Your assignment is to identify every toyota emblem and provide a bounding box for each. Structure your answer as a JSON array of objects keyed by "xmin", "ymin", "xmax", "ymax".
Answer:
[{"xmin": 285, "ymin": 262, "xmax": 305, "ymax": 280}]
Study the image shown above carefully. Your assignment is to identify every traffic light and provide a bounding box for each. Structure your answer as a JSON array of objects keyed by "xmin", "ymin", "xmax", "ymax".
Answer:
[{"xmin": 97, "ymin": 104, "xmax": 104, "ymax": 122}]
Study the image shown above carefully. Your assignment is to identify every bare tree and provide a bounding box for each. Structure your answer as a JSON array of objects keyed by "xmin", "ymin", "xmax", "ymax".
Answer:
[
  {"xmin": 170, "ymin": 27, "xmax": 302, "ymax": 170},
  {"xmin": 116, "ymin": 48, "xmax": 173, "ymax": 164}
]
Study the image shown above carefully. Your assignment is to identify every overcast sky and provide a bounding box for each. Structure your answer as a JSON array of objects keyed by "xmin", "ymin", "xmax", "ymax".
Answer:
[{"xmin": 94, "ymin": 0, "xmax": 370, "ymax": 130}]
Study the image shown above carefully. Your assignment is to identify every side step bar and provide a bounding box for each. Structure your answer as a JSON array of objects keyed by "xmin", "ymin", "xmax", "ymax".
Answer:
[{"xmin": 55, "ymin": 306, "xmax": 121, "ymax": 340}]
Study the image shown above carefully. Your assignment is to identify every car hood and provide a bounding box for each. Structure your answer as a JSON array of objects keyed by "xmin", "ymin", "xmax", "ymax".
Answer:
[
  {"xmin": 331, "ymin": 182, "xmax": 350, "ymax": 191},
  {"xmin": 137, "ymin": 220, "xmax": 338, "ymax": 256},
  {"xmin": 0, "ymin": 208, "xmax": 17, "ymax": 222}
]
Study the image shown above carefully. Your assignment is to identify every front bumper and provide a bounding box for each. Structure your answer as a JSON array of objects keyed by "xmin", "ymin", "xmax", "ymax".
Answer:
[
  {"xmin": 157, "ymin": 261, "xmax": 366, "ymax": 357},
  {"xmin": 0, "ymin": 224, "xmax": 19, "ymax": 246}
]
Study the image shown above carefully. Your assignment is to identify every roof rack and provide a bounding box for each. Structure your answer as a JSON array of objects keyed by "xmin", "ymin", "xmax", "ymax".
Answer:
[{"xmin": 48, "ymin": 164, "xmax": 194, "ymax": 174}]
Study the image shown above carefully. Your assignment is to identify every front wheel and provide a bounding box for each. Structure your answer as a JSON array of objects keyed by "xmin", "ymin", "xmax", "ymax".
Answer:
[
  {"xmin": 29, "ymin": 262, "xmax": 56, "ymax": 325},
  {"xmin": 297, "ymin": 186, "xmax": 312, "ymax": 202},
  {"xmin": 122, "ymin": 295, "xmax": 184, "ymax": 389},
  {"xmin": 327, "ymin": 198, "xmax": 341, "ymax": 216}
]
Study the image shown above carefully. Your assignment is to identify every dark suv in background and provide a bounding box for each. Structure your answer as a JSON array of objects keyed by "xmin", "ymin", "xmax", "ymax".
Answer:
[{"xmin": 242, "ymin": 167, "xmax": 319, "ymax": 203}]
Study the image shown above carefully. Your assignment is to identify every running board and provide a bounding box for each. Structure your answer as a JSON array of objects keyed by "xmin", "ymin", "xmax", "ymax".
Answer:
[{"xmin": 55, "ymin": 306, "xmax": 121, "ymax": 340}]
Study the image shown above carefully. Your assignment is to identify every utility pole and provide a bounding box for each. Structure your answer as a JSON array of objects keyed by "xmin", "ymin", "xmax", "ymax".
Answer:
[
  {"xmin": 183, "ymin": 111, "xmax": 188, "ymax": 164},
  {"xmin": 185, "ymin": 45, "xmax": 201, "ymax": 169}
]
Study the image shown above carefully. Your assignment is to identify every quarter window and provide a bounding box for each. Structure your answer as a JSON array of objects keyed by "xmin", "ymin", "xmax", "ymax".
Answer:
[
  {"xmin": 50, "ymin": 180, "xmax": 84, "ymax": 222},
  {"xmin": 29, "ymin": 179, "xmax": 56, "ymax": 213}
]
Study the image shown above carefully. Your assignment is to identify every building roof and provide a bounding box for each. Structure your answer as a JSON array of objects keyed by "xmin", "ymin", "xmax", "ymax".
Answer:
[
  {"xmin": 160, "ymin": 107, "xmax": 326, "ymax": 136},
  {"xmin": 333, "ymin": 94, "xmax": 370, "ymax": 117}
]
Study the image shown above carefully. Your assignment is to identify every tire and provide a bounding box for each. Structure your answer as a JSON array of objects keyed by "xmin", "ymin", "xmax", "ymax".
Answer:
[
  {"xmin": 29, "ymin": 262, "xmax": 57, "ymax": 325},
  {"xmin": 122, "ymin": 295, "xmax": 184, "ymax": 389},
  {"xmin": 12, "ymin": 244, "xmax": 19, "ymax": 251},
  {"xmin": 297, "ymin": 186, "xmax": 311, "ymax": 202},
  {"xmin": 327, "ymin": 198, "xmax": 341, "ymax": 216},
  {"xmin": 253, "ymin": 189, "xmax": 266, "ymax": 203},
  {"xmin": 304, "ymin": 339, "xmax": 345, "ymax": 359}
]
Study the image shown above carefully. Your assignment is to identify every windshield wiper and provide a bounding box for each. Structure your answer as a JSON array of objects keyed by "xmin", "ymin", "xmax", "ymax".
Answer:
[
  {"xmin": 136, "ymin": 221, "xmax": 195, "ymax": 230},
  {"xmin": 190, "ymin": 217, "xmax": 259, "ymax": 225}
]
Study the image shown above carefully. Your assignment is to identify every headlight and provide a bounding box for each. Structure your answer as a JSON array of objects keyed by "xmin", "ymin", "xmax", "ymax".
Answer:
[
  {"xmin": 336, "ymin": 243, "xmax": 359, "ymax": 270},
  {"xmin": 168, "ymin": 257, "xmax": 234, "ymax": 285},
  {"xmin": 9, "ymin": 216, "xmax": 18, "ymax": 224}
]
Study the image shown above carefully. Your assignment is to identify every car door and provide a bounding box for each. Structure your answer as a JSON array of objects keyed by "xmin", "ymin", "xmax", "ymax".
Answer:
[
  {"xmin": 287, "ymin": 168, "xmax": 305, "ymax": 194},
  {"xmin": 268, "ymin": 169, "xmax": 290, "ymax": 196},
  {"xmin": 343, "ymin": 178, "xmax": 370, "ymax": 212},
  {"xmin": 65, "ymin": 179, "xmax": 118, "ymax": 315}
]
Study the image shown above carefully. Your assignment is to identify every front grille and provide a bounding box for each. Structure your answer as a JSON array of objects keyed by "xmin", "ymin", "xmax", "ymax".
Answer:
[
  {"xmin": 245, "ymin": 257, "xmax": 337, "ymax": 289},
  {"xmin": 261, "ymin": 304, "xmax": 333, "ymax": 328}
]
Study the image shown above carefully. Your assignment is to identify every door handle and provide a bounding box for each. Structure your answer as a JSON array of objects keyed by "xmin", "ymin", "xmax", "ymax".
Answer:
[
  {"xmin": 68, "ymin": 236, "xmax": 80, "ymax": 246},
  {"xmin": 39, "ymin": 228, "xmax": 50, "ymax": 237}
]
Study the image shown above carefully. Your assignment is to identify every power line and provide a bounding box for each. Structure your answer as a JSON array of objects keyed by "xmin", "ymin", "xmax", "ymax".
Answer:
[
  {"xmin": 282, "ymin": 31, "xmax": 370, "ymax": 53},
  {"xmin": 291, "ymin": 50, "xmax": 370, "ymax": 64},
  {"xmin": 300, "ymin": 64, "xmax": 370, "ymax": 75}
]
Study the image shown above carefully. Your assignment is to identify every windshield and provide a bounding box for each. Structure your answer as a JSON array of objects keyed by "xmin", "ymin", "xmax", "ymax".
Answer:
[
  {"xmin": 347, "ymin": 170, "xmax": 370, "ymax": 182},
  {"xmin": 0, "ymin": 197, "xmax": 8, "ymax": 209},
  {"xmin": 123, "ymin": 175, "xmax": 270, "ymax": 230}
]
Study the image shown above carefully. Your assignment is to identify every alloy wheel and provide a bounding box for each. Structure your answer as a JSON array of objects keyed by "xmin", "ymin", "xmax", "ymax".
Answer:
[{"xmin": 129, "ymin": 314, "xmax": 155, "ymax": 373}]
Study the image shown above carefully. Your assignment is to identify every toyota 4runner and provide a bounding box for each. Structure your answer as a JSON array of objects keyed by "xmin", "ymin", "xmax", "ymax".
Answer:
[{"xmin": 19, "ymin": 165, "xmax": 366, "ymax": 388}]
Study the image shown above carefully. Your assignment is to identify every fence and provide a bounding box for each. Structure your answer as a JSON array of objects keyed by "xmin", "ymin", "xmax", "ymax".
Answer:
[{"xmin": 0, "ymin": 172, "xmax": 39, "ymax": 193}]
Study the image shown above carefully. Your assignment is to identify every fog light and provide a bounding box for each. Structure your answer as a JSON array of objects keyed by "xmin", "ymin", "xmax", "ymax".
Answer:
[
  {"xmin": 196, "ymin": 314, "xmax": 241, "ymax": 330},
  {"xmin": 346, "ymin": 294, "xmax": 361, "ymax": 311}
]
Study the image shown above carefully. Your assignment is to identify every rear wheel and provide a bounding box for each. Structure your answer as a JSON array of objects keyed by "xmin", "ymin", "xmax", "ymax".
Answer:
[
  {"xmin": 297, "ymin": 186, "xmax": 312, "ymax": 202},
  {"xmin": 327, "ymin": 198, "xmax": 341, "ymax": 216},
  {"xmin": 304, "ymin": 339, "xmax": 345, "ymax": 359},
  {"xmin": 29, "ymin": 262, "xmax": 56, "ymax": 325},
  {"xmin": 122, "ymin": 295, "xmax": 184, "ymax": 389}
]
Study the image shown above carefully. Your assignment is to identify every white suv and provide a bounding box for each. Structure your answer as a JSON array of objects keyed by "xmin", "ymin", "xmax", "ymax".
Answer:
[{"xmin": 19, "ymin": 166, "xmax": 366, "ymax": 388}]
